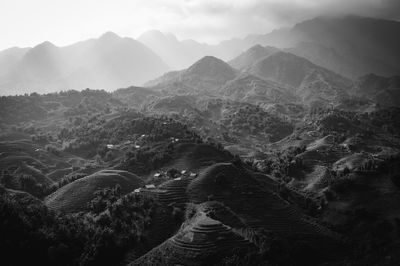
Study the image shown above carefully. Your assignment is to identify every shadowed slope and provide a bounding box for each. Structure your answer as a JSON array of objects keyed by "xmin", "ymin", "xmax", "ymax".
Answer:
[{"xmin": 129, "ymin": 212, "xmax": 252, "ymax": 266}]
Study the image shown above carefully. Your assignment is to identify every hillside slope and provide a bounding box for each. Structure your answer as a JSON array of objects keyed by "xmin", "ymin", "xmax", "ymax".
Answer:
[
  {"xmin": 248, "ymin": 51, "xmax": 352, "ymax": 104},
  {"xmin": 45, "ymin": 169, "xmax": 144, "ymax": 213}
]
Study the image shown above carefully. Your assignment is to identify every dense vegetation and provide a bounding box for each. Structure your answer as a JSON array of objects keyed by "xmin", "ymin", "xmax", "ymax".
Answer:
[
  {"xmin": 0, "ymin": 185, "xmax": 157, "ymax": 266},
  {"xmin": 1, "ymin": 71, "xmax": 400, "ymax": 266}
]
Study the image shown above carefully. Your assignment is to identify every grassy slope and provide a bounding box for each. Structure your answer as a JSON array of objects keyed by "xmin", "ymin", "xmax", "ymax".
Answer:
[{"xmin": 45, "ymin": 169, "xmax": 144, "ymax": 213}]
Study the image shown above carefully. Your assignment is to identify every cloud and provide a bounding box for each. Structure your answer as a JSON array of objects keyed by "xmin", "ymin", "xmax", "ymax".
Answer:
[
  {"xmin": 143, "ymin": 0, "xmax": 400, "ymax": 43},
  {"xmin": 0, "ymin": 0, "xmax": 399, "ymax": 49}
]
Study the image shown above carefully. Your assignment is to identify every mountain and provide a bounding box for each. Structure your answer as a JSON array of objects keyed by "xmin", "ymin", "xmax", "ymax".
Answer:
[
  {"xmin": 3, "ymin": 16, "xmax": 399, "ymax": 95},
  {"xmin": 148, "ymin": 56, "xmax": 237, "ymax": 92},
  {"xmin": 228, "ymin": 45, "xmax": 280, "ymax": 70},
  {"xmin": 0, "ymin": 32, "xmax": 169, "ymax": 95},
  {"xmin": 0, "ymin": 47, "xmax": 29, "ymax": 77},
  {"xmin": 138, "ymin": 30, "xmax": 250, "ymax": 71},
  {"xmin": 353, "ymin": 73, "xmax": 400, "ymax": 107},
  {"xmin": 148, "ymin": 50, "xmax": 351, "ymax": 106},
  {"xmin": 288, "ymin": 16, "xmax": 400, "ymax": 78},
  {"xmin": 184, "ymin": 56, "xmax": 237, "ymax": 84},
  {"xmin": 138, "ymin": 30, "xmax": 211, "ymax": 70},
  {"xmin": 214, "ymin": 16, "xmax": 400, "ymax": 79},
  {"xmin": 45, "ymin": 169, "xmax": 144, "ymax": 213},
  {"xmin": 220, "ymin": 73, "xmax": 297, "ymax": 104},
  {"xmin": 254, "ymin": 16, "xmax": 399, "ymax": 79},
  {"xmin": 17, "ymin": 42, "xmax": 67, "ymax": 81},
  {"xmin": 0, "ymin": 42, "xmax": 68, "ymax": 95},
  {"xmin": 247, "ymin": 51, "xmax": 352, "ymax": 104}
]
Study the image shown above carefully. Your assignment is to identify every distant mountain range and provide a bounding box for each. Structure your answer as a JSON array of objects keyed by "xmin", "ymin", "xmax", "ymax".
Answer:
[
  {"xmin": 1, "ymin": 15, "xmax": 400, "ymax": 95},
  {"xmin": 146, "ymin": 47, "xmax": 351, "ymax": 106},
  {"xmin": 140, "ymin": 15, "xmax": 400, "ymax": 79},
  {"xmin": 0, "ymin": 32, "xmax": 168, "ymax": 95}
]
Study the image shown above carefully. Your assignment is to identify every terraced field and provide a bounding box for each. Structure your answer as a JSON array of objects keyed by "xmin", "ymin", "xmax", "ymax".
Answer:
[
  {"xmin": 186, "ymin": 163, "xmax": 344, "ymax": 259},
  {"xmin": 130, "ymin": 213, "xmax": 253, "ymax": 266},
  {"xmin": 126, "ymin": 162, "xmax": 346, "ymax": 265},
  {"xmin": 45, "ymin": 169, "xmax": 144, "ymax": 213},
  {"xmin": 157, "ymin": 177, "xmax": 193, "ymax": 206}
]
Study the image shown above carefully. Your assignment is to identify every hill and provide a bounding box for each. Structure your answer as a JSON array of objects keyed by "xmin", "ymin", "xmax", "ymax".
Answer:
[
  {"xmin": 129, "ymin": 162, "xmax": 345, "ymax": 265},
  {"xmin": 44, "ymin": 169, "xmax": 143, "ymax": 213},
  {"xmin": 130, "ymin": 212, "xmax": 253, "ymax": 266}
]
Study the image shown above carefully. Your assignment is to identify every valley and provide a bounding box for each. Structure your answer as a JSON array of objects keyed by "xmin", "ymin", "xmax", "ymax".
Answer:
[{"xmin": 1, "ymin": 15, "xmax": 400, "ymax": 266}]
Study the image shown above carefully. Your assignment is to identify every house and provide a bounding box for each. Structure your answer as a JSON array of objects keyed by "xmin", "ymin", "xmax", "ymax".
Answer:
[
  {"xmin": 190, "ymin": 172, "xmax": 197, "ymax": 178},
  {"xmin": 154, "ymin": 173, "xmax": 161, "ymax": 178},
  {"xmin": 181, "ymin": 170, "xmax": 187, "ymax": 175},
  {"xmin": 106, "ymin": 144, "xmax": 114, "ymax": 149},
  {"xmin": 174, "ymin": 177, "xmax": 182, "ymax": 181},
  {"xmin": 134, "ymin": 188, "xmax": 141, "ymax": 193},
  {"xmin": 145, "ymin": 184, "xmax": 156, "ymax": 189}
]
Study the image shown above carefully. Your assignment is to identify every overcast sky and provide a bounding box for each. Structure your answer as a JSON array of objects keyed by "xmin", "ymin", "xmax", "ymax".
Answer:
[{"xmin": 1, "ymin": 0, "xmax": 399, "ymax": 50}]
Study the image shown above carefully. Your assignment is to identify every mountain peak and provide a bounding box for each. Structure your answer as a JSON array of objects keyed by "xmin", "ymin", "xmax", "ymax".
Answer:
[
  {"xmin": 35, "ymin": 41, "xmax": 57, "ymax": 49},
  {"xmin": 189, "ymin": 55, "xmax": 228, "ymax": 68},
  {"xmin": 181, "ymin": 56, "xmax": 237, "ymax": 88},
  {"xmin": 26, "ymin": 41, "xmax": 58, "ymax": 57},
  {"xmin": 99, "ymin": 31, "xmax": 121, "ymax": 41},
  {"xmin": 186, "ymin": 56, "xmax": 236, "ymax": 77},
  {"xmin": 248, "ymin": 44, "xmax": 265, "ymax": 52}
]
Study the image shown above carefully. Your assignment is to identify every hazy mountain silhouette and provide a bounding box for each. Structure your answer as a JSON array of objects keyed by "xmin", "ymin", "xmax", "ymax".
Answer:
[
  {"xmin": 228, "ymin": 45, "xmax": 280, "ymax": 70},
  {"xmin": 0, "ymin": 47, "xmax": 29, "ymax": 77},
  {"xmin": 138, "ymin": 30, "xmax": 246, "ymax": 71},
  {"xmin": 285, "ymin": 16, "xmax": 400, "ymax": 78},
  {"xmin": 2, "ymin": 15, "xmax": 400, "ymax": 95},
  {"xmin": 141, "ymin": 16, "xmax": 400, "ymax": 79},
  {"xmin": 0, "ymin": 32, "xmax": 169, "ymax": 95},
  {"xmin": 213, "ymin": 16, "xmax": 400, "ymax": 79},
  {"xmin": 138, "ymin": 30, "xmax": 212, "ymax": 70},
  {"xmin": 247, "ymin": 51, "xmax": 352, "ymax": 104}
]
